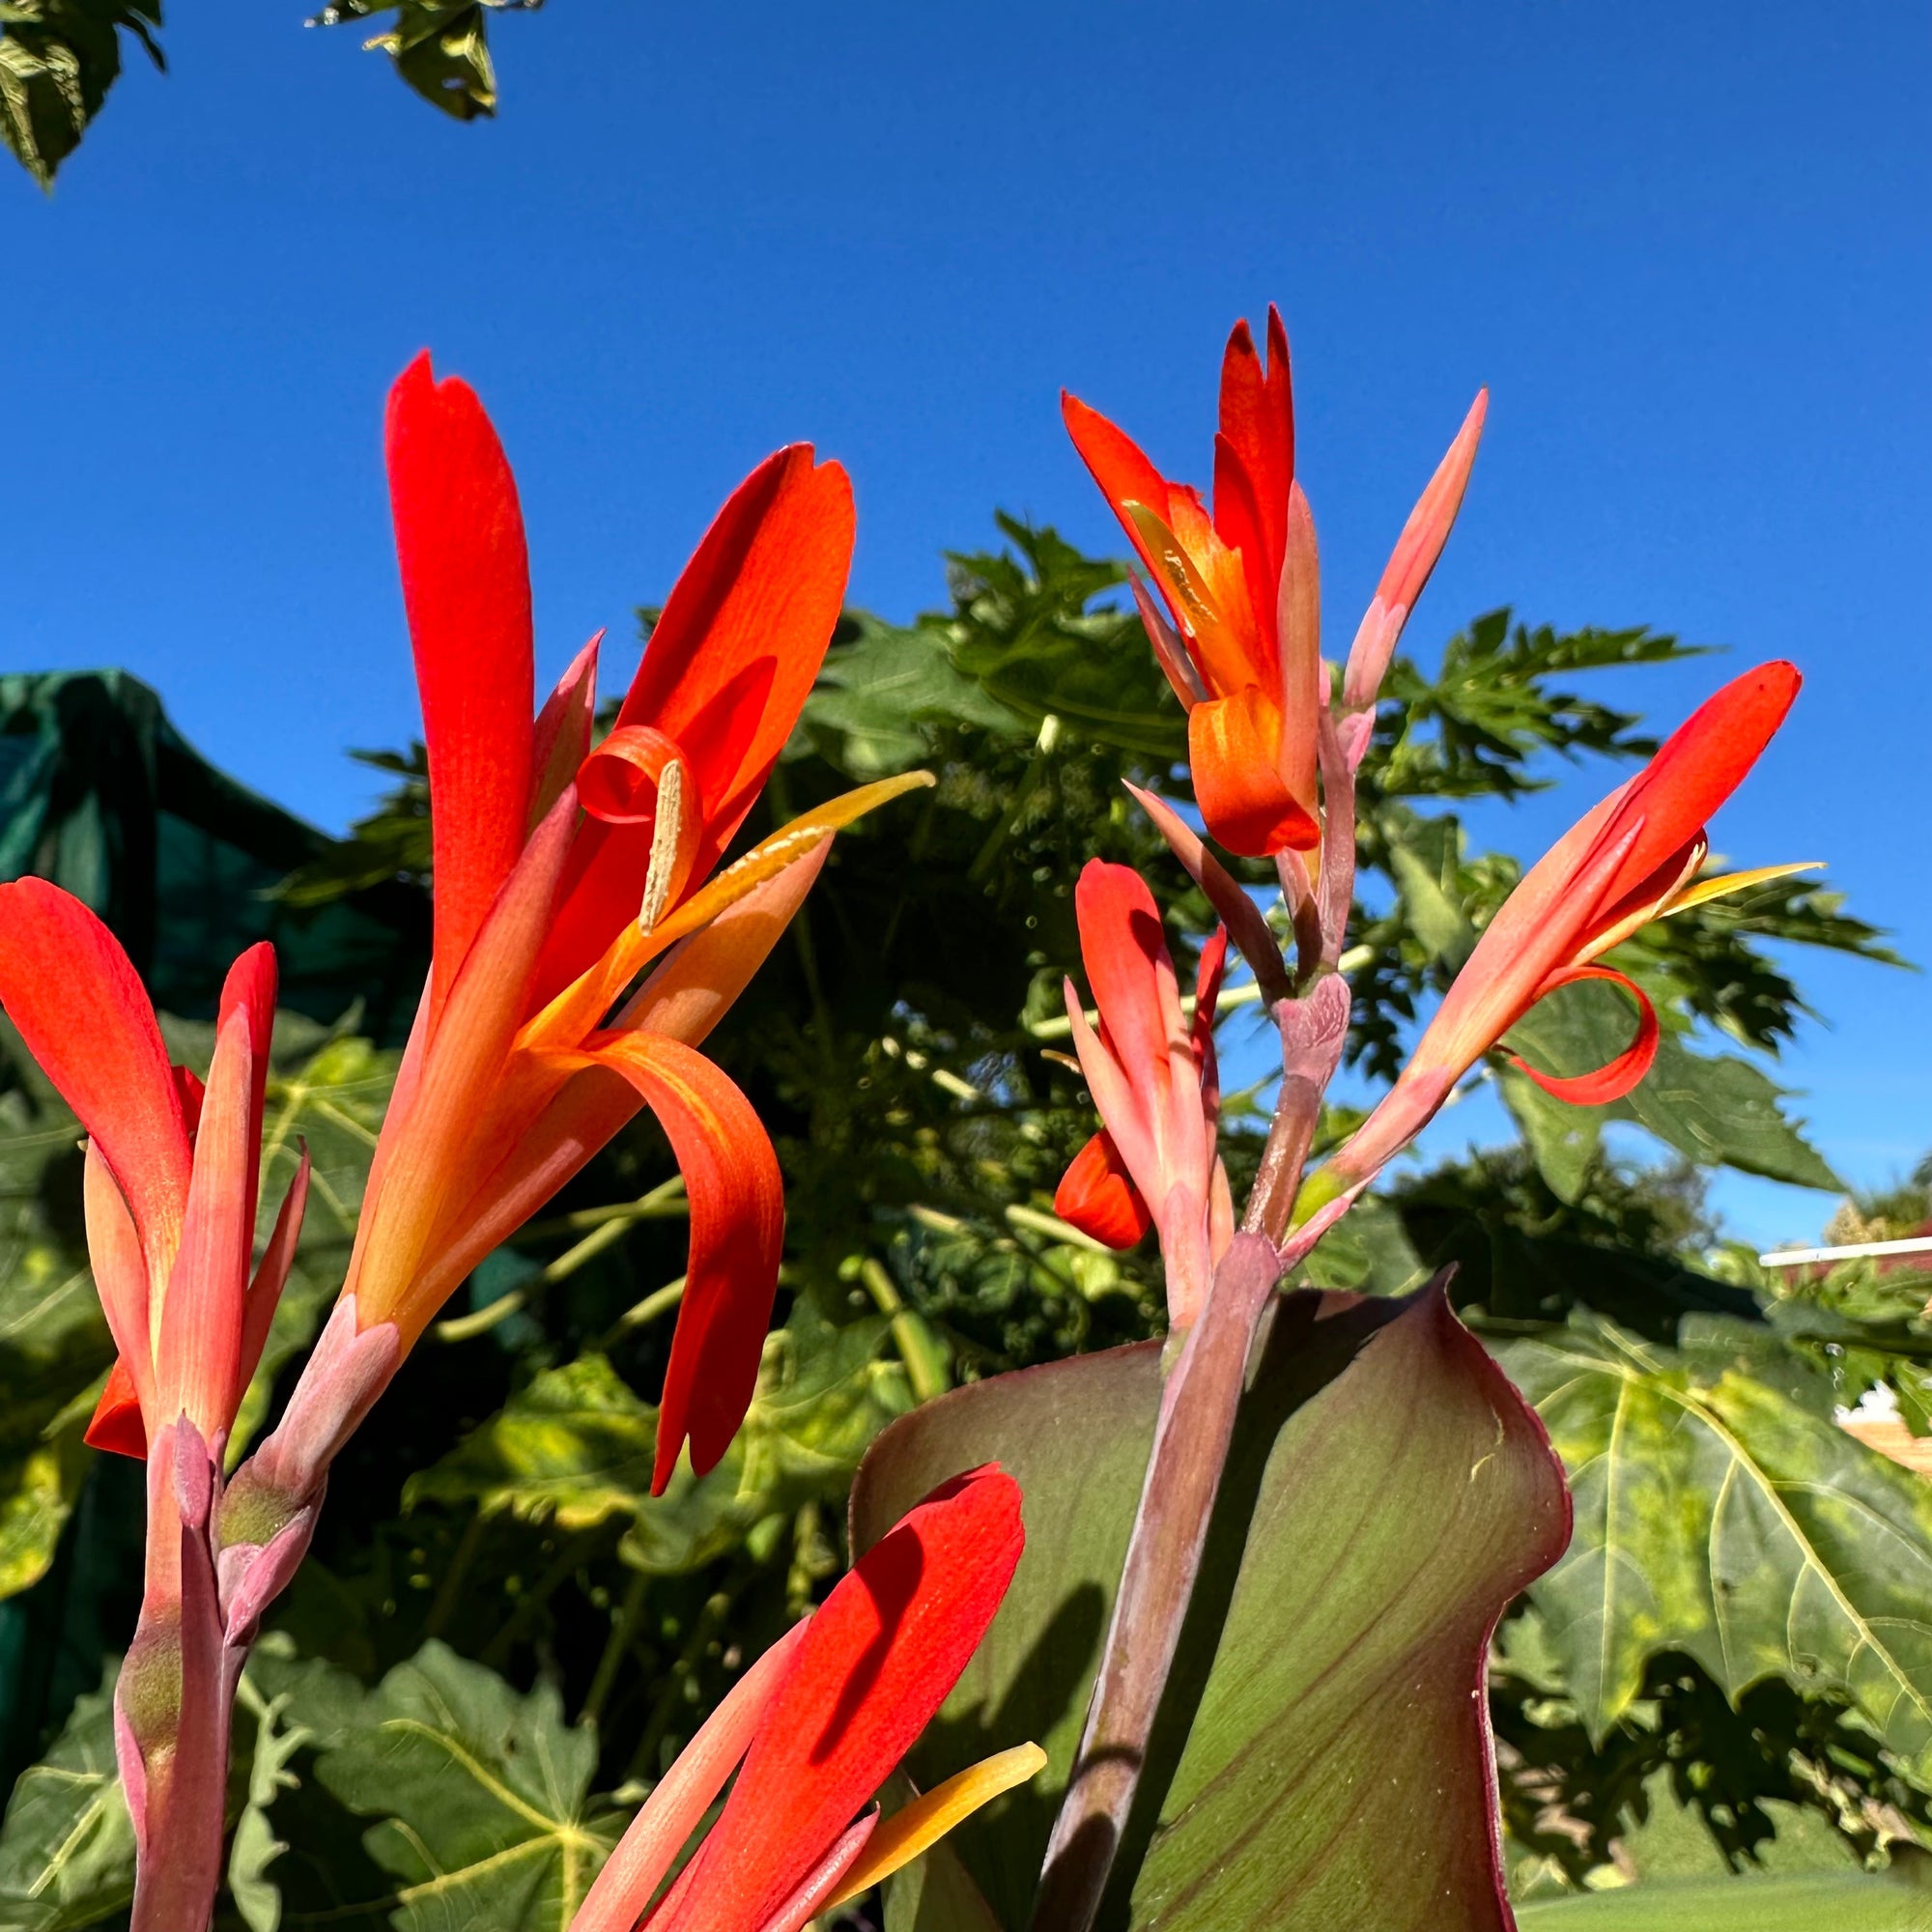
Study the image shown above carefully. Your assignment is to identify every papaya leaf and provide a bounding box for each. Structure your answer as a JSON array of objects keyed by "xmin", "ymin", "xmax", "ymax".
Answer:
[
  {"xmin": 0, "ymin": 0, "xmax": 162, "ymax": 188},
  {"xmin": 1500, "ymin": 1065, "xmax": 1605, "ymax": 1206},
  {"xmin": 305, "ymin": 0, "xmax": 530, "ymax": 123},
  {"xmin": 311, "ymin": 1640, "xmax": 621, "ymax": 1932},
  {"xmin": 1506, "ymin": 978, "xmax": 1839, "ymax": 1190},
  {"xmin": 407, "ymin": 1300, "xmax": 912, "ymax": 1577},
  {"xmin": 851, "ymin": 1287, "xmax": 1570, "ymax": 1931},
  {"xmin": 940, "ymin": 517, "xmax": 1184, "ymax": 759},
  {"xmin": 801, "ymin": 614, "xmax": 1019, "ymax": 780},
  {"xmin": 0, "ymin": 1074, "xmax": 112, "ymax": 1603},
  {"xmin": 1514, "ymin": 1861, "xmax": 1932, "ymax": 1929},
  {"xmin": 1499, "ymin": 1312, "xmax": 1932, "ymax": 1767},
  {"xmin": 0, "ymin": 1665, "xmax": 133, "ymax": 1931}
]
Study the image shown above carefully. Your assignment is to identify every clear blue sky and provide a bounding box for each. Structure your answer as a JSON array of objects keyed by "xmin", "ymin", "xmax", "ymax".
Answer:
[{"xmin": 7, "ymin": 2, "xmax": 1926, "ymax": 1241}]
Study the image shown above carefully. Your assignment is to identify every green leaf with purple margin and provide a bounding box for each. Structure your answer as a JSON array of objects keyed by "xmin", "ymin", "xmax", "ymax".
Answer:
[{"xmin": 850, "ymin": 1286, "xmax": 1571, "ymax": 1931}]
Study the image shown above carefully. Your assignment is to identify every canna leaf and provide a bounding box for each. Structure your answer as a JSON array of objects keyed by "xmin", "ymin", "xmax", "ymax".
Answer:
[{"xmin": 851, "ymin": 1285, "xmax": 1569, "ymax": 1931}]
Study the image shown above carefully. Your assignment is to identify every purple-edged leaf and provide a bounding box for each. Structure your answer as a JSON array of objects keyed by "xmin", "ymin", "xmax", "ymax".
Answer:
[{"xmin": 850, "ymin": 1286, "xmax": 1570, "ymax": 1932}]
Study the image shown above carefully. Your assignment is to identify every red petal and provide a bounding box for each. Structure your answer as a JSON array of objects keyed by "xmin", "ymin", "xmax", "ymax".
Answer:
[
  {"xmin": 1213, "ymin": 312, "xmax": 1294, "ymax": 637},
  {"xmin": 0, "ymin": 881, "xmax": 189, "ymax": 1274},
  {"xmin": 85, "ymin": 1358, "xmax": 148, "ymax": 1460},
  {"xmin": 1603, "ymin": 663, "xmax": 1801, "ymax": 906},
  {"xmin": 1062, "ymin": 392, "xmax": 1183, "ymax": 604},
  {"xmin": 1055, "ymin": 1130, "xmax": 1154, "ymax": 1249},
  {"xmin": 385, "ymin": 353, "xmax": 536, "ymax": 1029},
  {"xmin": 156, "ymin": 994, "xmax": 259, "ymax": 1437},
  {"xmin": 533, "ymin": 448, "xmax": 853, "ymax": 1005},
  {"xmin": 218, "ymin": 943, "xmax": 276, "ymax": 1224},
  {"xmin": 562, "ymin": 1033, "xmax": 784, "ymax": 1495},
  {"xmin": 654, "ymin": 1466, "xmax": 1024, "ymax": 1932},
  {"xmin": 528, "ymin": 632, "xmax": 602, "ymax": 831},
  {"xmin": 407, "ymin": 843, "xmax": 832, "ymax": 1321},
  {"xmin": 1188, "ymin": 690, "xmax": 1321, "ymax": 856},
  {"xmin": 1192, "ymin": 925, "xmax": 1230, "ymax": 1063},
  {"xmin": 1511, "ymin": 965, "xmax": 1661, "ymax": 1105},
  {"xmin": 347, "ymin": 791, "xmax": 577, "ymax": 1345},
  {"xmin": 1074, "ymin": 860, "xmax": 1178, "ymax": 1080},
  {"xmin": 235, "ymin": 1150, "xmax": 311, "ymax": 1411},
  {"xmin": 1342, "ymin": 389, "xmax": 1488, "ymax": 711},
  {"xmin": 574, "ymin": 1622, "xmax": 810, "ymax": 1932},
  {"xmin": 1211, "ymin": 429, "xmax": 1276, "ymax": 678}
]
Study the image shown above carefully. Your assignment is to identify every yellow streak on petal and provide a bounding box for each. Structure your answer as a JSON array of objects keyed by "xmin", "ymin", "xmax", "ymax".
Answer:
[
  {"xmin": 518, "ymin": 772, "xmax": 935, "ymax": 1055},
  {"xmin": 1660, "ymin": 861, "xmax": 1825, "ymax": 919},
  {"xmin": 822, "ymin": 1743, "xmax": 1047, "ymax": 1911},
  {"xmin": 1122, "ymin": 501, "xmax": 1248, "ymax": 694}
]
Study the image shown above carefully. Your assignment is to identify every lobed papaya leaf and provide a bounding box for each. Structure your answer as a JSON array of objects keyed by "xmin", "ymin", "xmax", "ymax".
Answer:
[{"xmin": 1500, "ymin": 1312, "xmax": 1932, "ymax": 1766}]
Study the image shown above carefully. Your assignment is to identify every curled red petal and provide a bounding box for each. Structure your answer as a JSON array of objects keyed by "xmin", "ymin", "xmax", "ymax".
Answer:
[
  {"xmin": 561, "ymin": 1032, "xmax": 784, "ymax": 1495},
  {"xmin": 532, "ymin": 448, "xmax": 854, "ymax": 1004},
  {"xmin": 385, "ymin": 352, "xmax": 536, "ymax": 1027},
  {"xmin": 1511, "ymin": 964, "xmax": 1661, "ymax": 1105},
  {"xmin": 1055, "ymin": 1130, "xmax": 1154, "ymax": 1250},
  {"xmin": 654, "ymin": 1465, "xmax": 1024, "ymax": 1932},
  {"xmin": 1187, "ymin": 689, "xmax": 1320, "ymax": 857}
]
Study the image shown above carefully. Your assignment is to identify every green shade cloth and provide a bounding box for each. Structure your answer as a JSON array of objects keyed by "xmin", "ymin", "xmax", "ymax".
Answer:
[{"xmin": 0, "ymin": 668, "xmax": 426, "ymax": 1039}]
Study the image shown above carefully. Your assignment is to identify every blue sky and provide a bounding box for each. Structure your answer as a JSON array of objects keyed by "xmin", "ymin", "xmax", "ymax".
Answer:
[{"xmin": 6, "ymin": 2, "xmax": 1926, "ymax": 1240}]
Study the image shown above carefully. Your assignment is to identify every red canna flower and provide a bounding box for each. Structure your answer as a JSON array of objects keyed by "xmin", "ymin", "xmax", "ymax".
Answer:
[
  {"xmin": 240, "ymin": 354, "xmax": 923, "ymax": 1508},
  {"xmin": 0, "ymin": 885, "xmax": 310, "ymax": 1932},
  {"xmin": 0, "ymin": 886, "xmax": 306, "ymax": 1462},
  {"xmin": 1312, "ymin": 661, "xmax": 1806, "ymax": 1205},
  {"xmin": 1053, "ymin": 860, "xmax": 1233, "ymax": 1328},
  {"xmin": 571, "ymin": 1464, "xmax": 1040, "ymax": 1932},
  {"xmin": 1064, "ymin": 307, "xmax": 1484, "ymax": 858}
]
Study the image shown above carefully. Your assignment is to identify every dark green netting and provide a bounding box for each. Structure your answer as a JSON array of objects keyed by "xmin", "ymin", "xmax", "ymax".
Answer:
[{"xmin": 0, "ymin": 668, "xmax": 427, "ymax": 1039}]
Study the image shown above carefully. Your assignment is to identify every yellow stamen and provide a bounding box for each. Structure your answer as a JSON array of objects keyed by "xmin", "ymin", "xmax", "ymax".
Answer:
[
  {"xmin": 1659, "ymin": 860, "xmax": 1824, "ymax": 919},
  {"xmin": 638, "ymin": 758, "xmax": 687, "ymax": 935},
  {"xmin": 823, "ymin": 1743, "xmax": 1047, "ymax": 1910},
  {"xmin": 1122, "ymin": 501, "xmax": 1245, "ymax": 686},
  {"xmin": 518, "ymin": 772, "xmax": 936, "ymax": 1055}
]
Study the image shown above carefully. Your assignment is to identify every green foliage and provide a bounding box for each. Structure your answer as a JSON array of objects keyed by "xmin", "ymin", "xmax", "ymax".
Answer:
[
  {"xmin": 851, "ymin": 1287, "xmax": 1569, "ymax": 1931},
  {"xmin": 1499, "ymin": 1311, "xmax": 1932, "ymax": 1770},
  {"xmin": 408, "ymin": 1293, "xmax": 913, "ymax": 1577},
  {"xmin": 307, "ymin": 0, "xmax": 536, "ymax": 122},
  {"xmin": 307, "ymin": 1641, "xmax": 620, "ymax": 1930},
  {"xmin": 1512, "ymin": 1862, "xmax": 1932, "ymax": 1929},
  {"xmin": 0, "ymin": 1667, "xmax": 131, "ymax": 1929},
  {"xmin": 0, "ymin": 0, "xmax": 160, "ymax": 187},
  {"xmin": 1506, "ymin": 978, "xmax": 1840, "ymax": 1194},
  {"xmin": 0, "ymin": 512, "xmax": 1908, "ymax": 1919}
]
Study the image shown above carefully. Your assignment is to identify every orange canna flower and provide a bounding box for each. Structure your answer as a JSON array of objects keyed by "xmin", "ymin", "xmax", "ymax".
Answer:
[
  {"xmin": 1052, "ymin": 860, "xmax": 1232, "ymax": 1328},
  {"xmin": 571, "ymin": 1464, "xmax": 1039, "ymax": 1932},
  {"xmin": 1312, "ymin": 661, "xmax": 1806, "ymax": 1206},
  {"xmin": 257, "ymin": 354, "xmax": 923, "ymax": 1500},
  {"xmin": 1064, "ymin": 307, "xmax": 1485, "ymax": 858},
  {"xmin": 0, "ymin": 885, "xmax": 306, "ymax": 1461}
]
